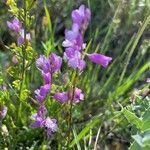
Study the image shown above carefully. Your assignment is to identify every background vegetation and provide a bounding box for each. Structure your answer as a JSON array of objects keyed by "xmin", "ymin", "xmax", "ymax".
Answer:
[{"xmin": 0, "ymin": 0, "xmax": 150, "ymax": 149}]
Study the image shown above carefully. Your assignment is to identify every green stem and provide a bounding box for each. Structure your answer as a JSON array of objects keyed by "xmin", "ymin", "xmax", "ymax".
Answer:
[
  {"xmin": 67, "ymin": 71, "xmax": 78, "ymax": 148},
  {"xmin": 19, "ymin": 0, "xmax": 27, "ymax": 98},
  {"xmin": 18, "ymin": 0, "xmax": 27, "ymax": 122}
]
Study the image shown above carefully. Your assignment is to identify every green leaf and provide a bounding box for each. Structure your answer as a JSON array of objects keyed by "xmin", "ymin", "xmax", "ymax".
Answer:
[
  {"xmin": 130, "ymin": 130, "xmax": 150, "ymax": 150},
  {"xmin": 43, "ymin": 0, "xmax": 54, "ymax": 55},
  {"xmin": 142, "ymin": 108, "xmax": 150, "ymax": 131},
  {"xmin": 122, "ymin": 108, "xmax": 143, "ymax": 129},
  {"xmin": 69, "ymin": 114, "xmax": 102, "ymax": 148},
  {"xmin": 72, "ymin": 127, "xmax": 81, "ymax": 150},
  {"xmin": 132, "ymin": 134, "xmax": 143, "ymax": 147},
  {"xmin": 143, "ymin": 131, "xmax": 150, "ymax": 147},
  {"xmin": 129, "ymin": 141, "xmax": 150, "ymax": 150}
]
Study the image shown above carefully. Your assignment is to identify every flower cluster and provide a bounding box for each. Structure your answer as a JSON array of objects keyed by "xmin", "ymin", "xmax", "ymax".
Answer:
[
  {"xmin": 62, "ymin": 5, "xmax": 112, "ymax": 71},
  {"xmin": 30, "ymin": 53, "xmax": 62, "ymax": 137},
  {"xmin": 30, "ymin": 105, "xmax": 58, "ymax": 137},
  {"xmin": 53, "ymin": 5, "xmax": 112, "ymax": 104},
  {"xmin": 35, "ymin": 53, "xmax": 62, "ymax": 103},
  {"xmin": 7, "ymin": 17, "xmax": 31, "ymax": 45},
  {"xmin": 24, "ymin": 4, "xmax": 112, "ymax": 138}
]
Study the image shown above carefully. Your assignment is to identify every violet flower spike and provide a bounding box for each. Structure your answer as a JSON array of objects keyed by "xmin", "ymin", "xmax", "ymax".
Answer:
[
  {"xmin": 87, "ymin": 53, "xmax": 112, "ymax": 68},
  {"xmin": 7, "ymin": 17, "xmax": 22, "ymax": 33},
  {"xmin": 71, "ymin": 5, "xmax": 91, "ymax": 33}
]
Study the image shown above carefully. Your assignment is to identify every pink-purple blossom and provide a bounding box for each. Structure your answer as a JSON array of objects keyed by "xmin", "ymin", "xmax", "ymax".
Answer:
[
  {"xmin": 49, "ymin": 53, "xmax": 62, "ymax": 73},
  {"xmin": 63, "ymin": 5, "xmax": 112, "ymax": 72},
  {"xmin": 35, "ymin": 53, "xmax": 62, "ymax": 104},
  {"xmin": 30, "ymin": 106, "xmax": 58, "ymax": 137},
  {"xmin": 34, "ymin": 84, "xmax": 51, "ymax": 103},
  {"xmin": 30, "ymin": 105, "xmax": 47, "ymax": 128},
  {"xmin": 45, "ymin": 117, "xmax": 58, "ymax": 137},
  {"xmin": 7, "ymin": 18, "xmax": 22, "ymax": 33},
  {"xmin": 64, "ymin": 48, "xmax": 86, "ymax": 71},
  {"xmin": 62, "ymin": 25, "xmax": 83, "ymax": 51},
  {"xmin": 36, "ymin": 53, "xmax": 62, "ymax": 74},
  {"xmin": 67, "ymin": 51, "xmax": 85, "ymax": 71},
  {"xmin": 42, "ymin": 72, "xmax": 51, "ymax": 84},
  {"xmin": 53, "ymin": 88, "xmax": 84, "ymax": 104},
  {"xmin": 36, "ymin": 55, "xmax": 50, "ymax": 73},
  {"xmin": 73, "ymin": 88, "xmax": 84, "ymax": 103},
  {"xmin": 7, "ymin": 18, "xmax": 31, "ymax": 45},
  {"xmin": 54, "ymin": 92, "xmax": 69, "ymax": 103},
  {"xmin": 71, "ymin": 4, "xmax": 91, "ymax": 33},
  {"xmin": 88, "ymin": 53, "xmax": 112, "ymax": 68}
]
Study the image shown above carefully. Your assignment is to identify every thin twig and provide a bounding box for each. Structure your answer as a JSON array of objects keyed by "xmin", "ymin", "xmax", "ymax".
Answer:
[{"xmin": 94, "ymin": 125, "xmax": 101, "ymax": 150}]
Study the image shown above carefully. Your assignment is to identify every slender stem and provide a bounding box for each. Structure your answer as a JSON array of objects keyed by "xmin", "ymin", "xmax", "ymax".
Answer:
[
  {"xmin": 67, "ymin": 70, "xmax": 78, "ymax": 148},
  {"xmin": 99, "ymin": 118, "xmax": 124, "ymax": 144},
  {"xmin": 18, "ymin": 0, "xmax": 27, "ymax": 123},
  {"xmin": 19, "ymin": 0, "xmax": 27, "ymax": 98},
  {"xmin": 94, "ymin": 126, "xmax": 101, "ymax": 150}
]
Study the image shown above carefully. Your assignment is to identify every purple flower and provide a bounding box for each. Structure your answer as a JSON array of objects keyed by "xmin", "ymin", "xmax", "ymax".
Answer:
[
  {"xmin": 7, "ymin": 18, "xmax": 22, "ymax": 33},
  {"xmin": 45, "ymin": 117, "xmax": 58, "ymax": 137},
  {"xmin": 62, "ymin": 5, "xmax": 91, "ymax": 71},
  {"xmin": 30, "ymin": 106, "xmax": 57, "ymax": 137},
  {"xmin": 88, "ymin": 53, "xmax": 112, "ymax": 68},
  {"xmin": 0, "ymin": 106, "xmax": 7, "ymax": 120},
  {"xmin": 69, "ymin": 88, "xmax": 84, "ymax": 104},
  {"xmin": 36, "ymin": 55, "xmax": 50, "ymax": 73},
  {"xmin": 68, "ymin": 51, "xmax": 85, "ymax": 71},
  {"xmin": 146, "ymin": 78, "xmax": 150, "ymax": 83},
  {"xmin": 73, "ymin": 88, "xmax": 84, "ymax": 103},
  {"xmin": 17, "ymin": 29, "xmax": 31, "ymax": 45},
  {"xmin": 36, "ymin": 54, "xmax": 62, "ymax": 74},
  {"xmin": 35, "ymin": 84, "xmax": 51, "ymax": 103},
  {"xmin": 64, "ymin": 49, "xmax": 85, "ymax": 71},
  {"xmin": 42, "ymin": 72, "xmax": 51, "ymax": 84},
  {"xmin": 64, "ymin": 48, "xmax": 76, "ymax": 60},
  {"xmin": 53, "ymin": 92, "xmax": 69, "ymax": 103},
  {"xmin": 54, "ymin": 88, "xmax": 84, "ymax": 104},
  {"xmin": 71, "ymin": 5, "xmax": 91, "ymax": 32},
  {"xmin": 62, "ymin": 24, "xmax": 83, "ymax": 51},
  {"xmin": 30, "ymin": 105, "xmax": 47, "ymax": 128},
  {"xmin": 49, "ymin": 53, "xmax": 62, "ymax": 73}
]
